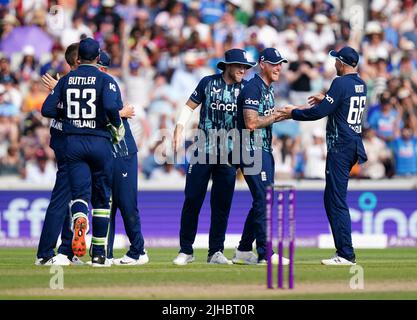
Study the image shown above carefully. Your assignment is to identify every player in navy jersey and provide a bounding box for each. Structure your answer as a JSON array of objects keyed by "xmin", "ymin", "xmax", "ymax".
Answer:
[
  {"xmin": 96, "ymin": 52, "xmax": 149, "ymax": 266},
  {"xmin": 172, "ymin": 49, "xmax": 256, "ymax": 265},
  {"xmin": 35, "ymin": 43, "xmax": 83, "ymax": 266},
  {"xmin": 277, "ymin": 46, "xmax": 368, "ymax": 265},
  {"xmin": 41, "ymin": 38, "xmax": 124, "ymax": 267},
  {"xmin": 232, "ymin": 48, "xmax": 290, "ymax": 265}
]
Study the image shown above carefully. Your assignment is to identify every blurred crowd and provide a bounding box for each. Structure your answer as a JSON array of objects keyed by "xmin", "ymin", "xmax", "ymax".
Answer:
[{"xmin": 1, "ymin": 0, "xmax": 417, "ymax": 183}]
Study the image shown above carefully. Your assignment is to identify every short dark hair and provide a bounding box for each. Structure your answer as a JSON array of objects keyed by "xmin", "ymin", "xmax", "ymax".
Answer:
[{"xmin": 65, "ymin": 43, "xmax": 80, "ymax": 67}]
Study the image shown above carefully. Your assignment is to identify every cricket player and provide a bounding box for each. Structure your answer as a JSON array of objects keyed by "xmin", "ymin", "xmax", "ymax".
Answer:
[
  {"xmin": 172, "ymin": 49, "xmax": 256, "ymax": 265},
  {"xmin": 36, "ymin": 43, "xmax": 83, "ymax": 266},
  {"xmin": 41, "ymin": 38, "xmax": 124, "ymax": 267},
  {"xmin": 232, "ymin": 48, "xmax": 290, "ymax": 265},
  {"xmin": 96, "ymin": 52, "xmax": 149, "ymax": 266},
  {"xmin": 277, "ymin": 46, "xmax": 367, "ymax": 265}
]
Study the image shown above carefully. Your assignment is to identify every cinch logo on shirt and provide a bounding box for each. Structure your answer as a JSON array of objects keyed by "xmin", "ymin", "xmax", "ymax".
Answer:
[
  {"xmin": 325, "ymin": 94, "xmax": 334, "ymax": 104},
  {"xmin": 263, "ymin": 107, "xmax": 275, "ymax": 116},
  {"xmin": 210, "ymin": 101, "xmax": 237, "ymax": 112},
  {"xmin": 245, "ymin": 98, "xmax": 259, "ymax": 106}
]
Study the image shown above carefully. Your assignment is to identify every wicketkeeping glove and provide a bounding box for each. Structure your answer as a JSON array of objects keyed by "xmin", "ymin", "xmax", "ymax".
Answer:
[{"xmin": 107, "ymin": 122, "xmax": 125, "ymax": 144}]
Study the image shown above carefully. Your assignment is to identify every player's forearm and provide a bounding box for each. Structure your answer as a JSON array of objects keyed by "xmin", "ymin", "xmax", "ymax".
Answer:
[
  {"xmin": 244, "ymin": 109, "xmax": 276, "ymax": 130},
  {"xmin": 292, "ymin": 99, "xmax": 336, "ymax": 121},
  {"xmin": 41, "ymin": 96, "xmax": 60, "ymax": 119}
]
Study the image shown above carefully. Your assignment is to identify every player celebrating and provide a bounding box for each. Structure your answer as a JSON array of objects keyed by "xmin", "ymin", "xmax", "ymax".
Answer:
[
  {"xmin": 97, "ymin": 52, "xmax": 149, "ymax": 266},
  {"xmin": 172, "ymin": 49, "xmax": 256, "ymax": 265},
  {"xmin": 232, "ymin": 48, "xmax": 290, "ymax": 265},
  {"xmin": 36, "ymin": 43, "xmax": 82, "ymax": 266},
  {"xmin": 41, "ymin": 38, "xmax": 124, "ymax": 267},
  {"xmin": 277, "ymin": 46, "xmax": 367, "ymax": 265}
]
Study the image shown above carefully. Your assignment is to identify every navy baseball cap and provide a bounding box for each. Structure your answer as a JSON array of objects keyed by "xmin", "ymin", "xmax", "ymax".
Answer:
[
  {"xmin": 259, "ymin": 48, "xmax": 288, "ymax": 64},
  {"xmin": 97, "ymin": 51, "xmax": 111, "ymax": 68},
  {"xmin": 217, "ymin": 48, "xmax": 257, "ymax": 70},
  {"xmin": 329, "ymin": 46, "xmax": 359, "ymax": 67},
  {"xmin": 78, "ymin": 38, "xmax": 100, "ymax": 60}
]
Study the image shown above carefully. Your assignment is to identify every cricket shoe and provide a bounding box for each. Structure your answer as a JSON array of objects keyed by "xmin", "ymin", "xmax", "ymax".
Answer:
[
  {"xmin": 85, "ymin": 258, "xmax": 113, "ymax": 266},
  {"xmin": 114, "ymin": 252, "xmax": 149, "ymax": 266},
  {"xmin": 91, "ymin": 255, "xmax": 112, "ymax": 267},
  {"xmin": 321, "ymin": 255, "xmax": 356, "ymax": 266},
  {"xmin": 47, "ymin": 254, "xmax": 72, "ymax": 266},
  {"xmin": 271, "ymin": 253, "xmax": 290, "ymax": 266},
  {"xmin": 72, "ymin": 216, "xmax": 88, "ymax": 257},
  {"xmin": 34, "ymin": 256, "xmax": 54, "ymax": 266},
  {"xmin": 173, "ymin": 253, "xmax": 195, "ymax": 265},
  {"xmin": 207, "ymin": 251, "xmax": 232, "ymax": 265},
  {"xmin": 231, "ymin": 248, "xmax": 258, "ymax": 265},
  {"xmin": 71, "ymin": 256, "xmax": 85, "ymax": 265}
]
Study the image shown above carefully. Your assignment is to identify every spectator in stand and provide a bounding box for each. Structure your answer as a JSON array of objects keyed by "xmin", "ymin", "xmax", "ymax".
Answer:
[
  {"xmin": 287, "ymin": 44, "xmax": 322, "ymax": 143},
  {"xmin": 362, "ymin": 21, "xmax": 391, "ymax": 67},
  {"xmin": 368, "ymin": 91, "xmax": 402, "ymax": 147},
  {"xmin": 246, "ymin": 10, "xmax": 279, "ymax": 48},
  {"xmin": 182, "ymin": 10, "xmax": 212, "ymax": 50},
  {"xmin": 23, "ymin": 148, "xmax": 56, "ymax": 184},
  {"xmin": 0, "ymin": 57, "xmax": 18, "ymax": 84},
  {"xmin": 392, "ymin": 127, "xmax": 417, "ymax": 176},
  {"xmin": 94, "ymin": 0, "xmax": 123, "ymax": 39},
  {"xmin": 1, "ymin": 0, "xmax": 417, "ymax": 181},
  {"xmin": 302, "ymin": 14, "xmax": 335, "ymax": 54},
  {"xmin": 0, "ymin": 143, "xmax": 23, "ymax": 176},
  {"xmin": 18, "ymin": 45, "xmax": 39, "ymax": 83},
  {"xmin": 0, "ymin": 83, "xmax": 19, "ymax": 146},
  {"xmin": 21, "ymin": 78, "xmax": 48, "ymax": 113},
  {"xmin": 40, "ymin": 42, "xmax": 65, "ymax": 76},
  {"xmin": 147, "ymin": 73, "xmax": 178, "ymax": 132},
  {"xmin": 60, "ymin": 13, "xmax": 94, "ymax": 49},
  {"xmin": 287, "ymin": 44, "xmax": 319, "ymax": 107},
  {"xmin": 199, "ymin": 0, "xmax": 226, "ymax": 25},
  {"xmin": 155, "ymin": 0, "xmax": 184, "ymax": 40},
  {"xmin": 213, "ymin": 11, "xmax": 246, "ymax": 58},
  {"xmin": 0, "ymin": 14, "xmax": 19, "ymax": 41},
  {"xmin": 362, "ymin": 128, "xmax": 393, "ymax": 179},
  {"xmin": 303, "ymin": 128, "xmax": 327, "ymax": 179},
  {"xmin": 273, "ymin": 135, "xmax": 297, "ymax": 180}
]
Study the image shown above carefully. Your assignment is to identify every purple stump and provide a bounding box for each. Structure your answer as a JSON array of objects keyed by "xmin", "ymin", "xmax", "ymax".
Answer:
[
  {"xmin": 277, "ymin": 189, "xmax": 284, "ymax": 289},
  {"xmin": 266, "ymin": 186, "xmax": 273, "ymax": 289},
  {"xmin": 288, "ymin": 188, "xmax": 296, "ymax": 289}
]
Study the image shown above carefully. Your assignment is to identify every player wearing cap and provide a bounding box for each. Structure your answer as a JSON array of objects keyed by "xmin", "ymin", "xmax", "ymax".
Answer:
[
  {"xmin": 41, "ymin": 38, "xmax": 124, "ymax": 267},
  {"xmin": 97, "ymin": 52, "xmax": 149, "ymax": 266},
  {"xmin": 232, "ymin": 48, "xmax": 290, "ymax": 265},
  {"xmin": 172, "ymin": 49, "xmax": 256, "ymax": 265},
  {"xmin": 277, "ymin": 46, "xmax": 368, "ymax": 265}
]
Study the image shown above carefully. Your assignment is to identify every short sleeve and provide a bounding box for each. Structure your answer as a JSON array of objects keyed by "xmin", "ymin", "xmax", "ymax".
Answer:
[
  {"xmin": 189, "ymin": 76, "xmax": 210, "ymax": 105},
  {"xmin": 240, "ymin": 85, "xmax": 262, "ymax": 111}
]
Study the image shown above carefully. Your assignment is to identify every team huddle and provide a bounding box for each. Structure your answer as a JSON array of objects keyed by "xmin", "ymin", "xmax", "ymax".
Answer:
[{"xmin": 36, "ymin": 37, "xmax": 367, "ymax": 267}]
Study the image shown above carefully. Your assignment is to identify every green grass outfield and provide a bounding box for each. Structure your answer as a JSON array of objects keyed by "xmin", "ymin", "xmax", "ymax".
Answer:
[{"xmin": 0, "ymin": 248, "xmax": 416, "ymax": 299}]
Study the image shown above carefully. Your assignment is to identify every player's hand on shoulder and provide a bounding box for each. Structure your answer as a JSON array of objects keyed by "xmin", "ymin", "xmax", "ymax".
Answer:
[
  {"xmin": 120, "ymin": 104, "xmax": 135, "ymax": 119},
  {"xmin": 41, "ymin": 73, "xmax": 58, "ymax": 91},
  {"xmin": 307, "ymin": 93, "xmax": 325, "ymax": 106}
]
